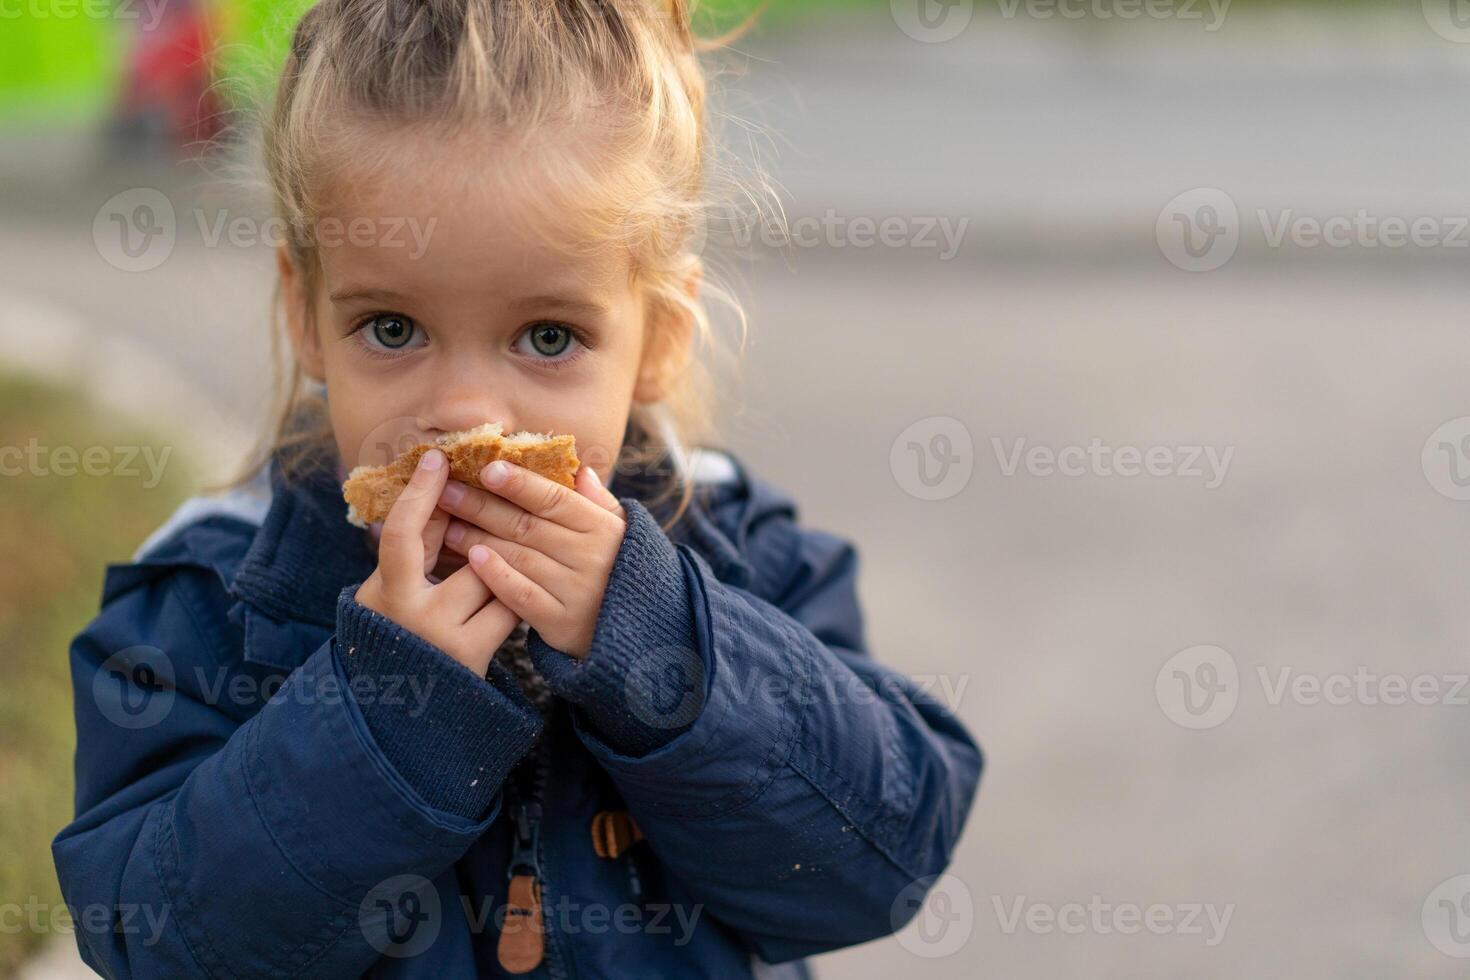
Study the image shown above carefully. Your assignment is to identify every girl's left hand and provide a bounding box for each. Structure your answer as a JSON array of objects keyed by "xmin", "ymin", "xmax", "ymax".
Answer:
[{"xmin": 435, "ymin": 460, "xmax": 626, "ymax": 658}]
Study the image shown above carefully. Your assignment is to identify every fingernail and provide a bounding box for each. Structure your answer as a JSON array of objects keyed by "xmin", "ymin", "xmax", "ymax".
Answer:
[
  {"xmin": 469, "ymin": 544, "xmax": 490, "ymax": 564},
  {"xmin": 445, "ymin": 522, "xmax": 465, "ymax": 546},
  {"xmin": 440, "ymin": 480, "xmax": 464, "ymax": 505},
  {"xmin": 420, "ymin": 449, "xmax": 445, "ymax": 471},
  {"xmin": 483, "ymin": 461, "xmax": 509, "ymax": 486},
  {"xmin": 588, "ymin": 467, "xmax": 603, "ymax": 487}
]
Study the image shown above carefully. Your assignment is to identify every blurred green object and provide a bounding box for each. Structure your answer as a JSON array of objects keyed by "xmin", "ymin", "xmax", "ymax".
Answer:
[
  {"xmin": 0, "ymin": 373, "xmax": 189, "ymax": 974},
  {"xmin": 0, "ymin": 9, "xmax": 121, "ymax": 117},
  {"xmin": 0, "ymin": 0, "xmax": 812, "ymax": 119},
  {"xmin": 215, "ymin": 0, "xmax": 315, "ymax": 101}
]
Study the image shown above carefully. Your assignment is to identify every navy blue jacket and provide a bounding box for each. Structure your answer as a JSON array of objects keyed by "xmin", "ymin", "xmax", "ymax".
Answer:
[{"xmin": 53, "ymin": 446, "xmax": 982, "ymax": 978}]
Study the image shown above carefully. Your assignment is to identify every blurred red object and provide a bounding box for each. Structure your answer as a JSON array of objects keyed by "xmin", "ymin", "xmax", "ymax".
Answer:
[{"xmin": 115, "ymin": 0, "xmax": 224, "ymax": 154}]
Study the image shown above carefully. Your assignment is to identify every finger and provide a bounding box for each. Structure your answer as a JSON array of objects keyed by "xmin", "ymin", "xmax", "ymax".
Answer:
[
  {"xmin": 443, "ymin": 518, "xmax": 573, "ymax": 578},
  {"xmin": 462, "ymin": 599, "xmax": 522, "ymax": 656},
  {"xmin": 480, "ymin": 460, "xmax": 598, "ymax": 533},
  {"xmin": 379, "ymin": 449, "xmax": 448, "ymax": 596},
  {"xmin": 422, "ymin": 506, "xmax": 450, "ymax": 577},
  {"xmin": 438, "ymin": 479, "xmax": 575, "ymax": 556},
  {"xmin": 575, "ymin": 465, "xmax": 624, "ymax": 517},
  {"xmin": 467, "ymin": 543, "xmax": 563, "ymax": 624}
]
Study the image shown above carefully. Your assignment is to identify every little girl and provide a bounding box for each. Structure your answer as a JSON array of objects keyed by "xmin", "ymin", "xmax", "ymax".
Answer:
[{"xmin": 53, "ymin": 1, "xmax": 981, "ymax": 976}]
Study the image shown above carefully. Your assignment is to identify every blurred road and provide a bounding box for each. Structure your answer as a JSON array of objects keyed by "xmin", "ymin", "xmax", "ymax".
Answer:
[{"xmin": 6, "ymin": 9, "xmax": 1470, "ymax": 978}]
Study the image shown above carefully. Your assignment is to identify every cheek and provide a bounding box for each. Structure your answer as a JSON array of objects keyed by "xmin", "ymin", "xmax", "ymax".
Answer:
[
  {"xmin": 544, "ymin": 399, "xmax": 628, "ymax": 473},
  {"xmin": 322, "ymin": 370, "xmax": 428, "ymax": 470}
]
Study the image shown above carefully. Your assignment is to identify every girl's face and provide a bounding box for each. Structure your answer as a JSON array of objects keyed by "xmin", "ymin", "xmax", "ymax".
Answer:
[{"xmin": 279, "ymin": 134, "xmax": 690, "ymax": 486}]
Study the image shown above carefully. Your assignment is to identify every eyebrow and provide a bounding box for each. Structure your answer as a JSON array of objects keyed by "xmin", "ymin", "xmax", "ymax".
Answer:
[
  {"xmin": 510, "ymin": 294, "xmax": 611, "ymax": 318},
  {"xmin": 328, "ymin": 286, "xmax": 411, "ymax": 305},
  {"xmin": 327, "ymin": 288, "xmax": 610, "ymax": 318}
]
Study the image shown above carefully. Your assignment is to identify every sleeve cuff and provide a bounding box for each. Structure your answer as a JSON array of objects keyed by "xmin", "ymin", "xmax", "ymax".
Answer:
[
  {"xmin": 335, "ymin": 585, "xmax": 542, "ymax": 820},
  {"xmin": 526, "ymin": 498, "xmax": 708, "ymax": 756}
]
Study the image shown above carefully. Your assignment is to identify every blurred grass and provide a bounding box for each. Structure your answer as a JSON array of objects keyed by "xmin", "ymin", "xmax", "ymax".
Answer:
[{"xmin": 0, "ymin": 373, "xmax": 190, "ymax": 975}]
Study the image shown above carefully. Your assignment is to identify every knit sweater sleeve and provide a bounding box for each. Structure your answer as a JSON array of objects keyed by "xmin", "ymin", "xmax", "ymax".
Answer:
[
  {"xmin": 335, "ymin": 585, "xmax": 543, "ymax": 819},
  {"xmin": 526, "ymin": 498, "xmax": 707, "ymax": 756}
]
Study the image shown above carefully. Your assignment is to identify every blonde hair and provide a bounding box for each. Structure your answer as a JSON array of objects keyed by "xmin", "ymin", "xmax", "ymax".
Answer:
[{"xmin": 224, "ymin": 0, "xmax": 772, "ymax": 527}]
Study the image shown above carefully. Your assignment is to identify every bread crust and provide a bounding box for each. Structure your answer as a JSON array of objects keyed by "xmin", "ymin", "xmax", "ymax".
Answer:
[{"xmin": 341, "ymin": 425, "xmax": 579, "ymax": 527}]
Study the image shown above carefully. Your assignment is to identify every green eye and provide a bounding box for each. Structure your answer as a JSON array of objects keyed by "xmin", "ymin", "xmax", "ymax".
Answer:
[
  {"xmin": 370, "ymin": 315, "xmax": 415, "ymax": 349},
  {"xmin": 528, "ymin": 323, "xmax": 572, "ymax": 357}
]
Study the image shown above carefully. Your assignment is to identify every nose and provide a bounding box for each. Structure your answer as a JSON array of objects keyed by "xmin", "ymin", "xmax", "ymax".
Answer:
[{"xmin": 424, "ymin": 360, "xmax": 518, "ymax": 437}]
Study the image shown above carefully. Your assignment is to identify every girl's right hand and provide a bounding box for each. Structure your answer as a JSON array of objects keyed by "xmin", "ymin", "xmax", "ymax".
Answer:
[{"xmin": 354, "ymin": 448, "xmax": 521, "ymax": 677}]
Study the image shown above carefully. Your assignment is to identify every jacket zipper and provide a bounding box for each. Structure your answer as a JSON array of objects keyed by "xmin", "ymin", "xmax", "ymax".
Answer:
[{"xmin": 498, "ymin": 727, "xmax": 567, "ymax": 978}]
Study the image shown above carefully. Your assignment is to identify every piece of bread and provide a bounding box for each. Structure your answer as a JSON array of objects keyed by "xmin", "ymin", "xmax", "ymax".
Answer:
[{"xmin": 341, "ymin": 422, "xmax": 579, "ymax": 528}]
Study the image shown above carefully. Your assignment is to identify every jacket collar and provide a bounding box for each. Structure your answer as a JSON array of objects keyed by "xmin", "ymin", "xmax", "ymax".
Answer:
[
  {"xmin": 227, "ymin": 442, "xmax": 755, "ymax": 669},
  {"xmin": 228, "ymin": 449, "xmax": 377, "ymax": 668}
]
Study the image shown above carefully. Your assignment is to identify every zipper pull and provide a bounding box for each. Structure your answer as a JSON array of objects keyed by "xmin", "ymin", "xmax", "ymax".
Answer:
[
  {"xmin": 591, "ymin": 809, "xmax": 644, "ymax": 859},
  {"xmin": 498, "ymin": 802, "xmax": 544, "ymax": 975}
]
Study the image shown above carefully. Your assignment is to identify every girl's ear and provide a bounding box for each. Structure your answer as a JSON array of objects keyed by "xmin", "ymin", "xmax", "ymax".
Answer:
[
  {"xmin": 633, "ymin": 264, "xmax": 701, "ymax": 405},
  {"xmin": 277, "ymin": 245, "xmax": 325, "ymax": 382}
]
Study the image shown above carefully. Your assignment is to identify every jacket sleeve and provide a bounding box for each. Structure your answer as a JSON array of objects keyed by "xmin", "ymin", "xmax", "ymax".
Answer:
[
  {"xmin": 52, "ymin": 565, "xmax": 541, "ymax": 979},
  {"xmin": 527, "ymin": 492, "xmax": 983, "ymax": 963}
]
